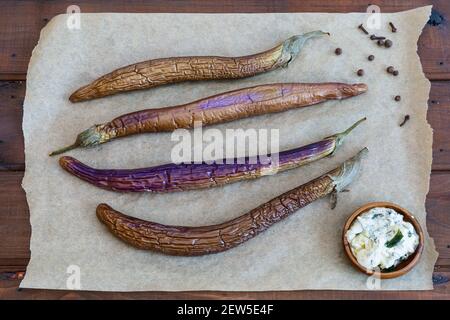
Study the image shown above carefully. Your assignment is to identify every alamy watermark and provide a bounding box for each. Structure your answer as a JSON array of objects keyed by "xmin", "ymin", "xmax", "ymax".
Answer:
[
  {"xmin": 170, "ymin": 122, "xmax": 280, "ymax": 173},
  {"xmin": 66, "ymin": 5, "xmax": 81, "ymax": 30},
  {"xmin": 66, "ymin": 264, "xmax": 81, "ymax": 290},
  {"xmin": 365, "ymin": 5, "xmax": 382, "ymax": 30},
  {"xmin": 366, "ymin": 267, "xmax": 382, "ymax": 290}
]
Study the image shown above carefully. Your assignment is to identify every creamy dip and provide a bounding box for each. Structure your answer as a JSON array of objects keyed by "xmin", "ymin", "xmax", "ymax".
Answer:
[{"xmin": 346, "ymin": 207, "xmax": 419, "ymax": 270}]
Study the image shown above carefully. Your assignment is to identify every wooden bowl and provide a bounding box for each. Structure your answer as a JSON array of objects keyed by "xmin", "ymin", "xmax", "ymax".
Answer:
[{"xmin": 342, "ymin": 202, "xmax": 424, "ymax": 279}]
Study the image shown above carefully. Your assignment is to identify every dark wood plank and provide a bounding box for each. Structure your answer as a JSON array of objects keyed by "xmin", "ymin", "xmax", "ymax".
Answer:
[
  {"xmin": 0, "ymin": 272, "xmax": 448, "ymax": 300},
  {"xmin": 429, "ymin": 81, "xmax": 450, "ymax": 171},
  {"xmin": 0, "ymin": 81, "xmax": 25, "ymax": 170},
  {"xmin": 0, "ymin": 0, "xmax": 449, "ymax": 300},
  {"xmin": 0, "ymin": 170, "xmax": 448, "ymax": 297},
  {"xmin": 0, "ymin": 0, "xmax": 449, "ymax": 80},
  {"xmin": 0, "ymin": 172, "xmax": 30, "ymax": 272},
  {"xmin": 426, "ymin": 172, "xmax": 450, "ymax": 267},
  {"xmin": 1, "ymin": 80, "xmax": 450, "ymax": 170}
]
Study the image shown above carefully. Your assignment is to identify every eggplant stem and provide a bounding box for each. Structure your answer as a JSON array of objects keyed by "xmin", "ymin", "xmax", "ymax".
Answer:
[
  {"xmin": 330, "ymin": 117, "xmax": 366, "ymax": 154},
  {"xmin": 341, "ymin": 117, "xmax": 367, "ymax": 137},
  {"xmin": 329, "ymin": 147, "xmax": 368, "ymax": 192},
  {"xmin": 49, "ymin": 141, "xmax": 80, "ymax": 156},
  {"xmin": 48, "ymin": 125, "xmax": 106, "ymax": 156},
  {"xmin": 282, "ymin": 31, "xmax": 330, "ymax": 66}
]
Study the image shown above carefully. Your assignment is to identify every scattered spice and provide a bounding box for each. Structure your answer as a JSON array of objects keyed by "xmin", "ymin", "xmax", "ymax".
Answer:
[
  {"xmin": 384, "ymin": 39, "xmax": 393, "ymax": 48},
  {"xmin": 399, "ymin": 115, "xmax": 410, "ymax": 127},
  {"xmin": 368, "ymin": 55, "xmax": 375, "ymax": 61},
  {"xmin": 389, "ymin": 22, "xmax": 397, "ymax": 33},
  {"xmin": 358, "ymin": 24, "xmax": 369, "ymax": 35},
  {"xmin": 393, "ymin": 70, "xmax": 399, "ymax": 76},
  {"xmin": 377, "ymin": 39, "xmax": 385, "ymax": 46},
  {"xmin": 387, "ymin": 66, "xmax": 395, "ymax": 73},
  {"xmin": 335, "ymin": 48, "xmax": 342, "ymax": 55},
  {"xmin": 371, "ymin": 35, "xmax": 386, "ymax": 40},
  {"xmin": 395, "ymin": 95, "xmax": 401, "ymax": 102},
  {"xmin": 357, "ymin": 69, "xmax": 364, "ymax": 76}
]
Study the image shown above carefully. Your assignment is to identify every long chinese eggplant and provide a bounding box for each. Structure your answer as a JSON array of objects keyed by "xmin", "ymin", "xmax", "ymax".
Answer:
[
  {"xmin": 50, "ymin": 82, "xmax": 367, "ymax": 156},
  {"xmin": 96, "ymin": 148, "xmax": 368, "ymax": 256},
  {"xmin": 59, "ymin": 118, "xmax": 366, "ymax": 192},
  {"xmin": 69, "ymin": 31, "xmax": 329, "ymax": 102}
]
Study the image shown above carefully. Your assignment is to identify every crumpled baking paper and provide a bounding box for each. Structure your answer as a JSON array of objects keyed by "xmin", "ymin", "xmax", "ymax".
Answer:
[{"xmin": 21, "ymin": 6, "xmax": 437, "ymax": 291}]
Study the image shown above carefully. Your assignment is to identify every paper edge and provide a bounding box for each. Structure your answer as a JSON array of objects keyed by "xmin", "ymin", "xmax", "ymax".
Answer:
[
  {"xmin": 20, "ymin": 14, "xmax": 67, "ymax": 289},
  {"xmin": 19, "ymin": 5, "xmax": 438, "ymax": 292}
]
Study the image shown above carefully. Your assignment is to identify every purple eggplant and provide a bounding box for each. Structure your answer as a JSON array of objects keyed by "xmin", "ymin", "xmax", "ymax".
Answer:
[{"xmin": 59, "ymin": 118, "xmax": 365, "ymax": 192}]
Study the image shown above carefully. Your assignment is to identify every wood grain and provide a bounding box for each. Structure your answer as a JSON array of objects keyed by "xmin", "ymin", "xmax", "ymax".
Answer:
[
  {"xmin": 429, "ymin": 82, "xmax": 450, "ymax": 171},
  {"xmin": 0, "ymin": 273, "xmax": 449, "ymax": 300},
  {"xmin": 0, "ymin": 172, "xmax": 30, "ymax": 272},
  {"xmin": 0, "ymin": 0, "xmax": 449, "ymax": 80},
  {"xmin": 0, "ymin": 0, "xmax": 449, "ymax": 299},
  {"xmin": 0, "ymin": 81, "xmax": 24, "ymax": 170}
]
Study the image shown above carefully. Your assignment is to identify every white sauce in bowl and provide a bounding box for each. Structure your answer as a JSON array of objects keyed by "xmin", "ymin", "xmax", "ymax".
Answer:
[{"xmin": 346, "ymin": 207, "xmax": 419, "ymax": 270}]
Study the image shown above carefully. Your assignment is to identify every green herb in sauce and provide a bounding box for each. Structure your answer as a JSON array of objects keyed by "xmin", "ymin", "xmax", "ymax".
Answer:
[
  {"xmin": 385, "ymin": 230, "xmax": 403, "ymax": 248},
  {"xmin": 346, "ymin": 207, "xmax": 419, "ymax": 270}
]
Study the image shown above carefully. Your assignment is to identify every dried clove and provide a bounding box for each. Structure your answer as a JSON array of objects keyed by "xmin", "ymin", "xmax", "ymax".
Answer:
[
  {"xmin": 357, "ymin": 69, "xmax": 364, "ymax": 76},
  {"xmin": 393, "ymin": 70, "xmax": 399, "ymax": 76},
  {"xmin": 371, "ymin": 35, "xmax": 386, "ymax": 40},
  {"xmin": 368, "ymin": 55, "xmax": 375, "ymax": 61},
  {"xmin": 389, "ymin": 22, "xmax": 397, "ymax": 33},
  {"xmin": 387, "ymin": 66, "xmax": 395, "ymax": 73},
  {"xmin": 358, "ymin": 24, "xmax": 369, "ymax": 35},
  {"xmin": 335, "ymin": 48, "xmax": 342, "ymax": 55},
  {"xmin": 399, "ymin": 115, "xmax": 410, "ymax": 127},
  {"xmin": 395, "ymin": 95, "xmax": 401, "ymax": 102},
  {"xmin": 377, "ymin": 39, "xmax": 385, "ymax": 46}
]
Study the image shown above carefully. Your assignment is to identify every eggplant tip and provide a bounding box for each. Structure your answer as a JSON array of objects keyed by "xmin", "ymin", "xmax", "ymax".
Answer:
[
  {"xmin": 96, "ymin": 203, "xmax": 110, "ymax": 216},
  {"xmin": 97, "ymin": 203, "xmax": 110, "ymax": 211},
  {"xmin": 58, "ymin": 156, "xmax": 72, "ymax": 167},
  {"xmin": 69, "ymin": 94, "xmax": 78, "ymax": 103},
  {"xmin": 49, "ymin": 141, "xmax": 80, "ymax": 156}
]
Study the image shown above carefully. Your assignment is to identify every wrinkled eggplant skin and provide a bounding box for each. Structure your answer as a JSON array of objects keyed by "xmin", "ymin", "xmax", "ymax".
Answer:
[
  {"xmin": 95, "ymin": 148, "xmax": 367, "ymax": 256},
  {"xmin": 69, "ymin": 31, "xmax": 328, "ymax": 102},
  {"xmin": 96, "ymin": 174, "xmax": 335, "ymax": 255},
  {"xmin": 59, "ymin": 138, "xmax": 335, "ymax": 192},
  {"xmin": 50, "ymin": 82, "xmax": 367, "ymax": 156},
  {"xmin": 101, "ymin": 83, "xmax": 368, "ymax": 140},
  {"xmin": 69, "ymin": 46, "xmax": 285, "ymax": 102}
]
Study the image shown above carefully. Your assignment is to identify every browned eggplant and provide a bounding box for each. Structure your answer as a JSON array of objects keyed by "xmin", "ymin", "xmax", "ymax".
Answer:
[
  {"xmin": 96, "ymin": 148, "xmax": 368, "ymax": 256},
  {"xmin": 51, "ymin": 82, "xmax": 367, "ymax": 156},
  {"xmin": 69, "ymin": 31, "xmax": 329, "ymax": 102}
]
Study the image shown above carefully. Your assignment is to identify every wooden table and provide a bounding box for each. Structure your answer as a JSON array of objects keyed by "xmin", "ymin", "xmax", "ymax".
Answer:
[{"xmin": 0, "ymin": 0, "xmax": 449, "ymax": 300}]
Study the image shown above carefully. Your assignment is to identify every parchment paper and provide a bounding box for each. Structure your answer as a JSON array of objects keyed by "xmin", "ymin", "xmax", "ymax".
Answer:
[{"xmin": 21, "ymin": 6, "xmax": 438, "ymax": 291}]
